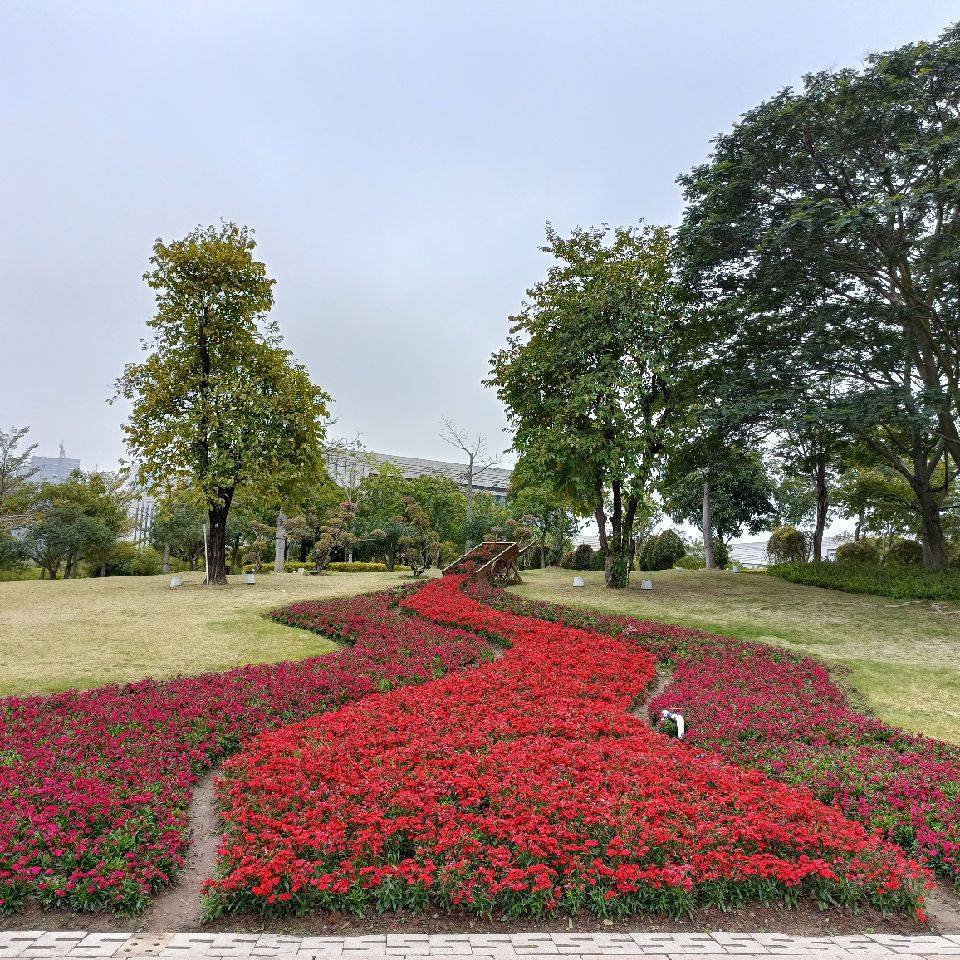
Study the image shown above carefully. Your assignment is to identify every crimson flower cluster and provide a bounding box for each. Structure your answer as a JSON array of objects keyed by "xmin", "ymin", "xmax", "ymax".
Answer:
[
  {"xmin": 0, "ymin": 590, "xmax": 485, "ymax": 915},
  {"xmin": 207, "ymin": 577, "xmax": 923, "ymax": 921},
  {"xmin": 470, "ymin": 583, "xmax": 960, "ymax": 886}
]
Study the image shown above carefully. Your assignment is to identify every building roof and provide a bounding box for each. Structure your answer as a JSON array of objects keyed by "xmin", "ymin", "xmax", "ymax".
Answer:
[{"xmin": 366, "ymin": 452, "xmax": 512, "ymax": 492}]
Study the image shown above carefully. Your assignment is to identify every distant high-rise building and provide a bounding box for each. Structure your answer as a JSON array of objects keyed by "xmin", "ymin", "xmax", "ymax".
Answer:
[{"xmin": 28, "ymin": 443, "xmax": 81, "ymax": 484}]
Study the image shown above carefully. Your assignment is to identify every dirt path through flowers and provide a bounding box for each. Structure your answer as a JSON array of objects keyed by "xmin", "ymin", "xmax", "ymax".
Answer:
[
  {"xmin": 140, "ymin": 773, "xmax": 219, "ymax": 932},
  {"xmin": 635, "ymin": 670, "xmax": 672, "ymax": 727}
]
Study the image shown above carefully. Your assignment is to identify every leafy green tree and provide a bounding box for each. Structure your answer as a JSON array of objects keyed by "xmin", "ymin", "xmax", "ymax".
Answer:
[
  {"xmin": 399, "ymin": 497, "xmax": 440, "ymax": 577},
  {"xmin": 407, "ymin": 475, "xmax": 467, "ymax": 551},
  {"xmin": 835, "ymin": 463, "xmax": 933, "ymax": 550},
  {"xmin": 464, "ymin": 491, "xmax": 510, "ymax": 549},
  {"xmin": 509, "ymin": 456, "xmax": 579, "ymax": 567},
  {"xmin": 678, "ymin": 25, "xmax": 960, "ymax": 568},
  {"xmin": 23, "ymin": 472, "xmax": 130, "ymax": 578},
  {"xmin": 0, "ymin": 426, "xmax": 37, "ymax": 532},
  {"xmin": 355, "ymin": 463, "xmax": 410, "ymax": 571},
  {"xmin": 662, "ymin": 431, "xmax": 771, "ymax": 569},
  {"xmin": 488, "ymin": 224, "xmax": 680, "ymax": 587},
  {"xmin": 115, "ymin": 223, "xmax": 330, "ymax": 584},
  {"xmin": 81, "ymin": 472, "xmax": 134, "ymax": 576},
  {"xmin": 150, "ymin": 498, "xmax": 206, "ymax": 571}
]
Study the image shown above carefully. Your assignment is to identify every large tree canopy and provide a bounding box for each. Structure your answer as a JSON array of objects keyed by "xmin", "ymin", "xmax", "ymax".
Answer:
[
  {"xmin": 487, "ymin": 223, "xmax": 680, "ymax": 587},
  {"xmin": 116, "ymin": 223, "xmax": 330, "ymax": 584},
  {"xmin": 679, "ymin": 24, "xmax": 960, "ymax": 569}
]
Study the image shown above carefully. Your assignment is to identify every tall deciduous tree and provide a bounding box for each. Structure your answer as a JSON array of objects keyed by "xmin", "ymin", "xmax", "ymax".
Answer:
[
  {"xmin": 509, "ymin": 455, "xmax": 579, "ymax": 568},
  {"xmin": 679, "ymin": 25, "xmax": 960, "ymax": 569},
  {"xmin": 440, "ymin": 419, "xmax": 500, "ymax": 551},
  {"xmin": 115, "ymin": 223, "xmax": 330, "ymax": 584},
  {"xmin": 0, "ymin": 426, "xmax": 37, "ymax": 530},
  {"xmin": 488, "ymin": 224, "xmax": 680, "ymax": 588},
  {"xmin": 663, "ymin": 437, "xmax": 772, "ymax": 563}
]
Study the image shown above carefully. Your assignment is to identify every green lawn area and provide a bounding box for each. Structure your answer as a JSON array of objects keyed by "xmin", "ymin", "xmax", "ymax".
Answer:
[
  {"xmin": 512, "ymin": 567, "xmax": 960, "ymax": 745},
  {"xmin": 0, "ymin": 570, "xmax": 414, "ymax": 696}
]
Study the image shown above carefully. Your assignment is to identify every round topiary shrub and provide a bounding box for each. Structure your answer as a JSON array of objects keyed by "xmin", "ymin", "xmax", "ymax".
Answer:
[
  {"xmin": 637, "ymin": 530, "xmax": 686, "ymax": 571},
  {"xmin": 835, "ymin": 539, "xmax": 881, "ymax": 565},
  {"xmin": 572, "ymin": 543, "xmax": 595, "ymax": 571},
  {"xmin": 767, "ymin": 526, "xmax": 807, "ymax": 565},
  {"xmin": 887, "ymin": 538, "xmax": 923, "ymax": 567}
]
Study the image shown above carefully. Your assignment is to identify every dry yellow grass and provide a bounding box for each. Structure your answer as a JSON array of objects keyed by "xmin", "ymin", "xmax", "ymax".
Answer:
[
  {"xmin": 0, "ymin": 571, "xmax": 413, "ymax": 695},
  {"xmin": 513, "ymin": 567, "xmax": 960, "ymax": 744}
]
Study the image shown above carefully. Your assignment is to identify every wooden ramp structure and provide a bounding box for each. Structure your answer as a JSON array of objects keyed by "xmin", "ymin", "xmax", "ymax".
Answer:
[{"xmin": 443, "ymin": 540, "xmax": 530, "ymax": 585}]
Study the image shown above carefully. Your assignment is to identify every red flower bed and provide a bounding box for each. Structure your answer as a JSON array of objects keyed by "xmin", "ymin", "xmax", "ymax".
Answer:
[
  {"xmin": 468, "ymin": 582, "xmax": 960, "ymax": 886},
  {"xmin": 207, "ymin": 577, "xmax": 923, "ymax": 920},
  {"xmin": 0, "ymin": 590, "xmax": 486, "ymax": 915}
]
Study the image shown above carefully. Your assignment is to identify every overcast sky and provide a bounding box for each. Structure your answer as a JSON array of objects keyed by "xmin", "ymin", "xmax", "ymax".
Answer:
[{"xmin": 2, "ymin": 1, "xmax": 957, "ymax": 477}]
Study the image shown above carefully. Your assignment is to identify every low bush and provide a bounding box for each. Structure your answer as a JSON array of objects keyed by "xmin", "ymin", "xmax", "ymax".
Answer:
[
  {"xmin": 243, "ymin": 560, "xmax": 413, "ymax": 574},
  {"xmin": 769, "ymin": 561, "xmax": 960, "ymax": 601},
  {"xmin": 98, "ymin": 544, "xmax": 164, "ymax": 577},
  {"xmin": 636, "ymin": 530, "xmax": 685, "ymax": 571},
  {"xmin": 767, "ymin": 526, "xmax": 806, "ymax": 565},
  {"xmin": 887, "ymin": 538, "xmax": 923, "ymax": 567},
  {"xmin": 834, "ymin": 539, "xmax": 880, "ymax": 565},
  {"xmin": 0, "ymin": 565, "xmax": 41, "ymax": 582}
]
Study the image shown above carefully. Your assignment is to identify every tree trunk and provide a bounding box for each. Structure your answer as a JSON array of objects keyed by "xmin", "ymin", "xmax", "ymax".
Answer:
[
  {"xmin": 206, "ymin": 499, "xmax": 232, "ymax": 585},
  {"xmin": 915, "ymin": 482, "xmax": 949, "ymax": 571},
  {"xmin": 162, "ymin": 543, "xmax": 171, "ymax": 575},
  {"xmin": 909, "ymin": 436, "xmax": 949, "ymax": 571},
  {"xmin": 385, "ymin": 549, "xmax": 395, "ymax": 572},
  {"xmin": 702, "ymin": 472, "xmax": 715, "ymax": 570},
  {"xmin": 100, "ymin": 560, "xmax": 107, "ymax": 577},
  {"xmin": 464, "ymin": 455, "xmax": 475, "ymax": 552},
  {"xmin": 812, "ymin": 458, "xmax": 828, "ymax": 563},
  {"xmin": 274, "ymin": 511, "xmax": 287, "ymax": 574},
  {"xmin": 854, "ymin": 509, "xmax": 863, "ymax": 542},
  {"xmin": 603, "ymin": 483, "xmax": 637, "ymax": 589}
]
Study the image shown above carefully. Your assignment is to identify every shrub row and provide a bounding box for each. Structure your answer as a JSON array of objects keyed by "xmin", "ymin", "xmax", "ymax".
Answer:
[
  {"xmin": 768, "ymin": 561, "xmax": 960, "ymax": 601},
  {"xmin": 242, "ymin": 560, "xmax": 412, "ymax": 574},
  {"xmin": 560, "ymin": 534, "xmax": 730, "ymax": 572},
  {"xmin": 207, "ymin": 577, "xmax": 923, "ymax": 920}
]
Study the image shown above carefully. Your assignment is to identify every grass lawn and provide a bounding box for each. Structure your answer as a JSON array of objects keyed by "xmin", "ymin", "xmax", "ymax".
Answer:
[
  {"xmin": 0, "ymin": 570, "xmax": 415, "ymax": 696},
  {"xmin": 513, "ymin": 567, "xmax": 960, "ymax": 745}
]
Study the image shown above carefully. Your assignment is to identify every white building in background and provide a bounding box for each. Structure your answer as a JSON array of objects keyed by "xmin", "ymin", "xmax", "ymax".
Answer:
[
  {"xmin": 571, "ymin": 532, "xmax": 841, "ymax": 567},
  {"xmin": 324, "ymin": 449, "xmax": 513, "ymax": 505}
]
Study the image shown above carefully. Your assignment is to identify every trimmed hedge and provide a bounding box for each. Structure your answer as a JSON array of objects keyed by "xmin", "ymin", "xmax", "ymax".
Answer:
[
  {"xmin": 637, "ymin": 530, "xmax": 686, "ymax": 571},
  {"xmin": 769, "ymin": 561, "xmax": 960, "ymax": 601},
  {"xmin": 887, "ymin": 538, "xmax": 923, "ymax": 567},
  {"xmin": 243, "ymin": 560, "xmax": 412, "ymax": 574},
  {"xmin": 767, "ymin": 526, "xmax": 806, "ymax": 565},
  {"xmin": 834, "ymin": 539, "xmax": 880, "ymax": 565}
]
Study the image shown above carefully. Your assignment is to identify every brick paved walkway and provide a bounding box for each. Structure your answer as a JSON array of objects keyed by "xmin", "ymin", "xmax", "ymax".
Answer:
[{"xmin": 3, "ymin": 932, "xmax": 960, "ymax": 960}]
